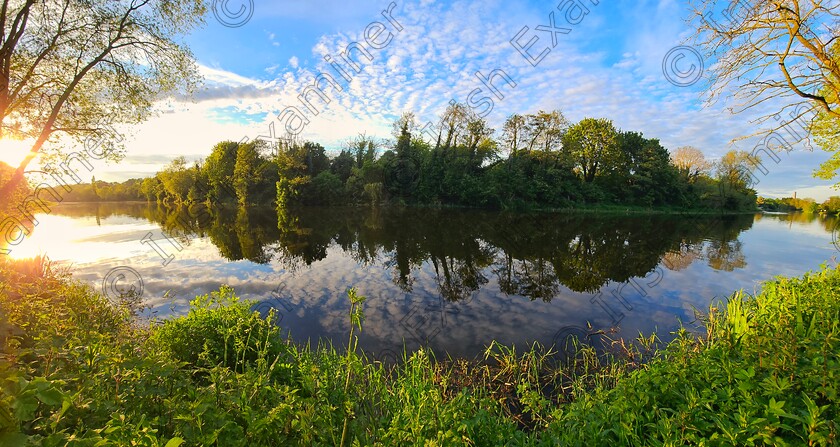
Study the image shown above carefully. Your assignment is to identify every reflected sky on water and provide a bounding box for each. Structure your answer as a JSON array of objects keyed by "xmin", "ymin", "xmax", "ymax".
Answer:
[{"xmin": 7, "ymin": 203, "xmax": 838, "ymax": 360}]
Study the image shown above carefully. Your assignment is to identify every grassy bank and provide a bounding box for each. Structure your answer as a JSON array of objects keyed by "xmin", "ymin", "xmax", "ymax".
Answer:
[{"xmin": 1, "ymin": 257, "xmax": 837, "ymax": 446}]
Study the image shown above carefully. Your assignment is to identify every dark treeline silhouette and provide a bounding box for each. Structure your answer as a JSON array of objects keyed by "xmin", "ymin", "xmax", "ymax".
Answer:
[
  {"xmin": 54, "ymin": 107, "xmax": 761, "ymax": 211},
  {"xmin": 51, "ymin": 203, "xmax": 757, "ymax": 301}
]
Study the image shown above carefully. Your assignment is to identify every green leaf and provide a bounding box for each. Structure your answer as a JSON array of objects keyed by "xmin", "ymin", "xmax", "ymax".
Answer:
[
  {"xmin": 164, "ymin": 437, "xmax": 185, "ymax": 447},
  {"xmin": 35, "ymin": 388, "xmax": 63, "ymax": 407},
  {"xmin": 0, "ymin": 432, "xmax": 29, "ymax": 447}
]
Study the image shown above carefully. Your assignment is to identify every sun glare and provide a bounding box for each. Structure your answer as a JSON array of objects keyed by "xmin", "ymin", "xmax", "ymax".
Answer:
[
  {"xmin": 0, "ymin": 137, "xmax": 34, "ymax": 168},
  {"xmin": 5, "ymin": 214, "xmax": 121, "ymax": 263}
]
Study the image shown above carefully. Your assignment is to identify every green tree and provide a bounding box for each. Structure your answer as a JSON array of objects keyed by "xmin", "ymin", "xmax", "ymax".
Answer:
[
  {"xmin": 330, "ymin": 150, "xmax": 355, "ymax": 184},
  {"xmin": 630, "ymin": 137, "xmax": 681, "ymax": 206},
  {"xmin": 562, "ymin": 118, "xmax": 620, "ymax": 183},
  {"xmin": 716, "ymin": 150, "xmax": 759, "ymax": 210},
  {"xmin": 187, "ymin": 161, "xmax": 208, "ymax": 204},
  {"xmin": 820, "ymin": 196, "xmax": 840, "ymax": 215},
  {"xmin": 0, "ymin": 0, "xmax": 205, "ymax": 197},
  {"xmin": 158, "ymin": 156, "xmax": 193, "ymax": 203},
  {"xmin": 812, "ymin": 89, "xmax": 840, "ymax": 181},
  {"xmin": 524, "ymin": 110, "xmax": 568, "ymax": 152},
  {"xmin": 385, "ymin": 121, "xmax": 422, "ymax": 200},
  {"xmin": 233, "ymin": 142, "xmax": 266, "ymax": 206},
  {"xmin": 139, "ymin": 177, "xmax": 161, "ymax": 202},
  {"xmin": 501, "ymin": 114, "xmax": 527, "ymax": 155},
  {"xmin": 91, "ymin": 176, "xmax": 100, "ymax": 201},
  {"xmin": 203, "ymin": 141, "xmax": 239, "ymax": 203}
]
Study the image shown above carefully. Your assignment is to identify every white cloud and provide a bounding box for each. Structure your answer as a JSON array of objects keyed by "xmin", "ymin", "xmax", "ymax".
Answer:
[{"xmin": 64, "ymin": 0, "xmax": 835, "ymax": 199}]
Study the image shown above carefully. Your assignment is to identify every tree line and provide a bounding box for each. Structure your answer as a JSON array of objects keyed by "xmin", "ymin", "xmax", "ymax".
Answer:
[
  {"xmin": 57, "ymin": 106, "xmax": 761, "ymax": 211},
  {"xmin": 758, "ymin": 196, "xmax": 840, "ymax": 215}
]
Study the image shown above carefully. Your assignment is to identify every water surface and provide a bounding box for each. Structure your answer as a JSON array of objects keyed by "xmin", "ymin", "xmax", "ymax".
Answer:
[{"xmin": 8, "ymin": 203, "xmax": 838, "ymax": 361}]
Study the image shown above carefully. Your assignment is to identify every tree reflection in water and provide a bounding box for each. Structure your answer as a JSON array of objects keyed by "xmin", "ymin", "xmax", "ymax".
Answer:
[{"xmin": 46, "ymin": 203, "xmax": 763, "ymax": 301}]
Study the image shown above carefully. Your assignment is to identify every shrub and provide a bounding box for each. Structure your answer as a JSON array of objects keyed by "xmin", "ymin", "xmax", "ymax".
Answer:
[{"xmin": 150, "ymin": 286, "xmax": 293, "ymax": 381}]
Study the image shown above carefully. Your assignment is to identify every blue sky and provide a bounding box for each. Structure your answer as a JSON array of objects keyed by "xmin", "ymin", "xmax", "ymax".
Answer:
[{"xmin": 47, "ymin": 0, "xmax": 840, "ymax": 200}]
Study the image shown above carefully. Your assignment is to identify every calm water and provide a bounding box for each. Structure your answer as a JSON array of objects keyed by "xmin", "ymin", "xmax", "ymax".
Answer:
[{"xmin": 8, "ymin": 203, "xmax": 839, "ymax": 361}]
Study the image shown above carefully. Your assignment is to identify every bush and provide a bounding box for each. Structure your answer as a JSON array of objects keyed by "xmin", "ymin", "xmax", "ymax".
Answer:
[{"xmin": 150, "ymin": 286, "xmax": 293, "ymax": 380}]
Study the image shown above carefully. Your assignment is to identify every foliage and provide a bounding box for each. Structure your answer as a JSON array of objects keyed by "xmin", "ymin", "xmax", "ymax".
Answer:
[
  {"xmin": 2, "ymin": 258, "xmax": 839, "ymax": 444},
  {"xmin": 715, "ymin": 150, "xmax": 760, "ymax": 210},
  {"xmin": 39, "ymin": 112, "xmax": 761, "ymax": 213},
  {"xmin": 0, "ymin": 161, "xmax": 31, "ymax": 217},
  {"xmin": 759, "ymin": 196, "xmax": 818, "ymax": 213},
  {"xmin": 561, "ymin": 118, "xmax": 621, "ymax": 183},
  {"xmin": 149, "ymin": 286, "xmax": 292, "ymax": 379},
  {"xmin": 812, "ymin": 95, "xmax": 840, "ymax": 182},
  {"xmin": 544, "ymin": 265, "xmax": 840, "ymax": 445},
  {"xmin": 820, "ymin": 196, "xmax": 840, "ymax": 215},
  {"xmin": 3, "ymin": 257, "xmax": 840, "ymax": 445},
  {"xmin": 671, "ymin": 146, "xmax": 712, "ymax": 182},
  {"xmin": 0, "ymin": 0, "xmax": 206, "ymax": 197}
]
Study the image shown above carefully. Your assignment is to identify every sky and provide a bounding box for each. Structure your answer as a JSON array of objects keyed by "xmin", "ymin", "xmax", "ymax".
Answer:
[{"xmin": 6, "ymin": 0, "xmax": 838, "ymax": 201}]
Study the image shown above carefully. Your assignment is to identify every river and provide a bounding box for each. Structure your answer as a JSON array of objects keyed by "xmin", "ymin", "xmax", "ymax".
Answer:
[{"xmin": 8, "ymin": 203, "xmax": 838, "ymax": 361}]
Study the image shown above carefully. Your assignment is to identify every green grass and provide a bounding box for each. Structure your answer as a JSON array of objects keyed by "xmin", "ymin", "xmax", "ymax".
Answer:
[{"xmin": 1, "ymin": 257, "xmax": 838, "ymax": 445}]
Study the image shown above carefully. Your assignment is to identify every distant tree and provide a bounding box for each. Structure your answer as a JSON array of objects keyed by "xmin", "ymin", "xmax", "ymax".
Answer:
[
  {"xmin": 139, "ymin": 177, "xmax": 161, "ymax": 202},
  {"xmin": 346, "ymin": 133, "xmax": 379, "ymax": 168},
  {"xmin": 671, "ymin": 146, "xmax": 712, "ymax": 182},
  {"xmin": 275, "ymin": 140, "xmax": 330, "ymax": 207},
  {"xmin": 716, "ymin": 150, "xmax": 759, "ymax": 209},
  {"xmin": 391, "ymin": 111, "xmax": 420, "ymax": 140},
  {"xmin": 308, "ymin": 171, "xmax": 344, "ymax": 205},
  {"xmin": 330, "ymin": 150, "xmax": 355, "ymax": 183},
  {"xmin": 717, "ymin": 150, "xmax": 755, "ymax": 190},
  {"xmin": 186, "ymin": 161, "xmax": 208, "ymax": 203},
  {"xmin": 203, "ymin": 141, "xmax": 239, "ymax": 203},
  {"xmin": 464, "ymin": 116, "xmax": 494, "ymax": 158},
  {"xmin": 91, "ymin": 176, "xmax": 100, "ymax": 201},
  {"xmin": 436, "ymin": 103, "xmax": 470, "ymax": 150},
  {"xmin": 386, "ymin": 121, "xmax": 421, "ymax": 199},
  {"xmin": 821, "ymin": 196, "xmax": 840, "ymax": 215},
  {"xmin": 233, "ymin": 142, "xmax": 264, "ymax": 206},
  {"xmin": 158, "ymin": 157, "xmax": 193, "ymax": 203},
  {"xmin": 364, "ymin": 182, "xmax": 384, "ymax": 206},
  {"xmin": 562, "ymin": 118, "xmax": 620, "ymax": 182},
  {"xmin": 501, "ymin": 114, "xmax": 527, "ymax": 155},
  {"xmin": 524, "ymin": 110, "xmax": 568, "ymax": 152},
  {"xmin": 632, "ymin": 138, "xmax": 681, "ymax": 206},
  {"xmin": 301, "ymin": 142, "xmax": 330, "ymax": 176}
]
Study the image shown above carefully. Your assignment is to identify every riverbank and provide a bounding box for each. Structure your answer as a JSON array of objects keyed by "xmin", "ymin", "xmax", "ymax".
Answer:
[
  {"xmin": 55, "ymin": 199, "xmax": 761, "ymax": 216},
  {"xmin": 1, "ymin": 257, "xmax": 837, "ymax": 445}
]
